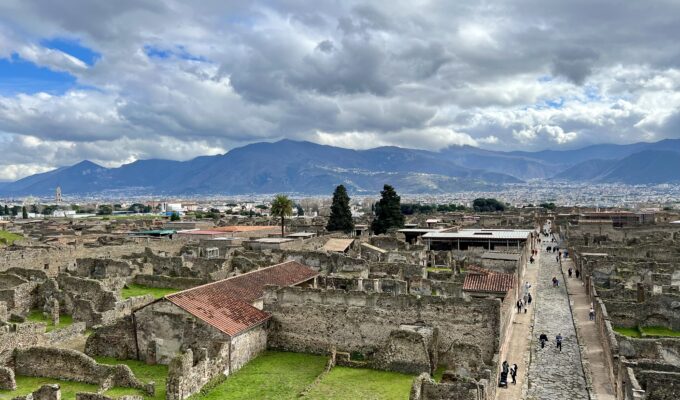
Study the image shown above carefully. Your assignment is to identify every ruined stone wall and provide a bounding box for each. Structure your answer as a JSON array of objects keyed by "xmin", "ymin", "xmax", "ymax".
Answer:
[
  {"xmin": 132, "ymin": 274, "xmax": 207, "ymax": 290},
  {"xmin": 85, "ymin": 316, "xmax": 138, "ymax": 360},
  {"xmin": 0, "ymin": 280, "xmax": 39, "ymax": 315},
  {"xmin": 0, "ymin": 323, "xmax": 45, "ymax": 364},
  {"xmin": 264, "ymin": 286, "xmax": 501, "ymax": 369},
  {"xmin": 166, "ymin": 345, "xmax": 229, "ymax": 400},
  {"xmin": 369, "ymin": 263, "xmax": 425, "ymax": 280},
  {"xmin": 134, "ymin": 299, "xmax": 227, "ymax": 365},
  {"xmin": 14, "ymin": 347, "xmax": 152, "ymax": 394},
  {"xmin": 230, "ymin": 325, "xmax": 267, "ymax": 372},
  {"xmin": 276, "ymin": 250, "xmax": 367, "ymax": 275},
  {"xmin": 73, "ymin": 258, "xmax": 144, "ymax": 279},
  {"xmin": 409, "ymin": 372, "xmax": 489, "ymax": 400}
]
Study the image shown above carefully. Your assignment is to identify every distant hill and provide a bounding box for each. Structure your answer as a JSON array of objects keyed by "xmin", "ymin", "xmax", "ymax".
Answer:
[
  {"xmin": 597, "ymin": 150, "xmax": 680, "ymax": 184},
  {"xmin": 1, "ymin": 138, "xmax": 679, "ymax": 196}
]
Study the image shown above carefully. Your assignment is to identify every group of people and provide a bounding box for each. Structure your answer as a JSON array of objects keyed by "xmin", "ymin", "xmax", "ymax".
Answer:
[
  {"xmin": 500, "ymin": 360, "xmax": 519, "ymax": 386},
  {"xmin": 567, "ymin": 267, "xmax": 581, "ymax": 279},
  {"xmin": 538, "ymin": 332, "xmax": 563, "ymax": 351},
  {"xmin": 516, "ymin": 291, "xmax": 533, "ymax": 313}
]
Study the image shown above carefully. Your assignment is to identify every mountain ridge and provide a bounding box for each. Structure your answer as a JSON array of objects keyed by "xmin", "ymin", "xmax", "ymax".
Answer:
[{"xmin": 1, "ymin": 138, "xmax": 679, "ymax": 196}]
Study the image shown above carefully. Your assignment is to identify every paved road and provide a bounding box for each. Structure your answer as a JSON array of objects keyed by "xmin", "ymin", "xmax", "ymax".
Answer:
[{"xmin": 526, "ymin": 233, "xmax": 589, "ymax": 400}]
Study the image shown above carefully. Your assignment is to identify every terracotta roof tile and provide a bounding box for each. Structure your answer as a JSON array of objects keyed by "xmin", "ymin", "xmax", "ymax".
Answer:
[
  {"xmin": 166, "ymin": 261, "xmax": 318, "ymax": 336},
  {"xmin": 463, "ymin": 272, "xmax": 515, "ymax": 293}
]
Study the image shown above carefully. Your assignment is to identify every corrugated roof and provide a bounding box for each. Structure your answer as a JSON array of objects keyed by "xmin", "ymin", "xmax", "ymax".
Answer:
[
  {"xmin": 213, "ymin": 226, "xmax": 279, "ymax": 232},
  {"xmin": 166, "ymin": 261, "xmax": 318, "ymax": 336},
  {"xmin": 463, "ymin": 272, "xmax": 515, "ymax": 293},
  {"xmin": 322, "ymin": 238, "xmax": 355, "ymax": 252},
  {"xmin": 423, "ymin": 229, "xmax": 532, "ymax": 240},
  {"xmin": 176, "ymin": 230, "xmax": 226, "ymax": 235}
]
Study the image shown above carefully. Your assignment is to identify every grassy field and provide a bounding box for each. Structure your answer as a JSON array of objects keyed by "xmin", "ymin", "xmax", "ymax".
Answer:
[
  {"xmin": 25, "ymin": 310, "xmax": 73, "ymax": 332},
  {"xmin": 614, "ymin": 326, "xmax": 680, "ymax": 338},
  {"xmin": 192, "ymin": 351, "xmax": 327, "ymax": 400},
  {"xmin": 121, "ymin": 284, "xmax": 179, "ymax": 299},
  {"xmin": 304, "ymin": 366, "xmax": 414, "ymax": 400},
  {"xmin": 641, "ymin": 326, "xmax": 680, "ymax": 337},
  {"xmin": 0, "ymin": 230, "xmax": 22, "ymax": 246},
  {"xmin": 0, "ymin": 358, "xmax": 166, "ymax": 400}
]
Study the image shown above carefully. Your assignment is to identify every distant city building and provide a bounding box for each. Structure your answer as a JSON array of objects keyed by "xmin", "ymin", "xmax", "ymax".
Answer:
[{"xmin": 55, "ymin": 186, "xmax": 62, "ymax": 203}]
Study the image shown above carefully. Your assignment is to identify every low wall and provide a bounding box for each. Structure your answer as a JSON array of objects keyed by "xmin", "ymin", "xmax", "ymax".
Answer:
[
  {"xmin": 132, "ymin": 274, "xmax": 207, "ymax": 290},
  {"xmin": 85, "ymin": 316, "xmax": 138, "ymax": 360},
  {"xmin": 14, "ymin": 347, "xmax": 154, "ymax": 395}
]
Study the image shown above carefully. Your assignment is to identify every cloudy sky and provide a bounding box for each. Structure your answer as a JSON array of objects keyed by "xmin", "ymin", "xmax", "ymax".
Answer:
[{"xmin": 0, "ymin": 0, "xmax": 679, "ymax": 180}]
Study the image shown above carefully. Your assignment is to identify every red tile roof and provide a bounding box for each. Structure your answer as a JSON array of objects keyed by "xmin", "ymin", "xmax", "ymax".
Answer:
[
  {"xmin": 463, "ymin": 272, "xmax": 515, "ymax": 293},
  {"xmin": 166, "ymin": 261, "xmax": 318, "ymax": 336}
]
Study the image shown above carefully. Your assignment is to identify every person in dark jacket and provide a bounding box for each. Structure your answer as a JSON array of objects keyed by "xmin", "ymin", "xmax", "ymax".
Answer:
[{"xmin": 539, "ymin": 333, "xmax": 548, "ymax": 348}]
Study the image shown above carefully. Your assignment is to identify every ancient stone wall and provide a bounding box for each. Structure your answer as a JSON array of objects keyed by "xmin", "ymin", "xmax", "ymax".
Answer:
[
  {"xmin": 230, "ymin": 325, "xmax": 267, "ymax": 372},
  {"xmin": 85, "ymin": 316, "xmax": 138, "ymax": 360},
  {"xmin": 409, "ymin": 372, "xmax": 489, "ymax": 400},
  {"xmin": 264, "ymin": 286, "xmax": 501, "ymax": 369},
  {"xmin": 134, "ymin": 299, "xmax": 227, "ymax": 365},
  {"xmin": 0, "ymin": 323, "xmax": 45, "ymax": 364},
  {"xmin": 132, "ymin": 274, "xmax": 207, "ymax": 290},
  {"xmin": 166, "ymin": 346, "xmax": 229, "ymax": 400},
  {"xmin": 14, "ymin": 347, "xmax": 153, "ymax": 394}
]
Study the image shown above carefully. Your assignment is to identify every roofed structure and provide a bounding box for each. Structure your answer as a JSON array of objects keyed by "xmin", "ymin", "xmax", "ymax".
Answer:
[
  {"xmin": 165, "ymin": 261, "xmax": 318, "ymax": 336},
  {"xmin": 322, "ymin": 238, "xmax": 355, "ymax": 253}
]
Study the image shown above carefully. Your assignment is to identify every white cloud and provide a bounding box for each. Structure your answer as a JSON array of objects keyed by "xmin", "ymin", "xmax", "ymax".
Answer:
[{"xmin": 0, "ymin": 0, "xmax": 678, "ymax": 178}]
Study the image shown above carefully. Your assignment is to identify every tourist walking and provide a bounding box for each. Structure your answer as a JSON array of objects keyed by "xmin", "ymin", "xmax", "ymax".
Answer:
[
  {"xmin": 568, "ymin": 268, "xmax": 573, "ymax": 278},
  {"xmin": 539, "ymin": 333, "xmax": 548, "ymax": 348},
  {"xmin": 552, "ymin": 277, "xmax": 559, "ymax": 287},
  {"xmin": 510, "ymin": 364, "xmax": 518, "ymax": 384},
  {"xmin": 556, "ymin": 333, "xmax": 563, "ymax": 351},
  {"xmin": 516, "ymin": 299, "xmax": 523, "ymax": 313},
  {"xmin": 524, "ymin": 281, "xmax": 532, "ymax": 294},
  {"xmin": 575, "ymin": 269, "xmax": 580, "ymax": 279},
  {"xmin": 527, "ymin": 292, "xmax": 532, "ymax": 305},
  {"xmin": 589, "ymin": 306, "xmax": 595, "ymax": 321}
]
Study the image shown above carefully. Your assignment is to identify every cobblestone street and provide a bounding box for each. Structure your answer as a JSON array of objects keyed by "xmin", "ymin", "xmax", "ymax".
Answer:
[{"xmin": 526, "ymin": 234, "xmax": 589, "ymax": 400}]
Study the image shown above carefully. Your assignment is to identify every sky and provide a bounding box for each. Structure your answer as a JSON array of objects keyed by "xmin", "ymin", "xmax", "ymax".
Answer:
[{"xmin": 0, "ymin": 0, "xmax": 679, "ymax": 181}]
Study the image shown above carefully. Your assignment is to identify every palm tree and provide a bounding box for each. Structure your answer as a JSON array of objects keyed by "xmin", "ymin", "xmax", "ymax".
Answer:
[{"xmin": 270, "ymin": 194, "xmax": 293, "ymax": 237}]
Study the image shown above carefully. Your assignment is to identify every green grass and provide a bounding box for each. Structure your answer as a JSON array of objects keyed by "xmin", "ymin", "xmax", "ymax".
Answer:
[
  {"xmin": 191, "ymin": 351, "xmax": 327, "ymax": 400},
  {"xmin": 0, "ymin": 230, "xmax": 22, "ymax": 246},
  {"xmin": 432, "ymin": 365, "xmax": 446, "ymax": 382},
  {"xmin": 0, "ymin": 358, "xmax": 166, "ymax": 400},
  {"xmin": 121, "ymin": 284, "xmax": 179, "ymax": 300},
  {"xmin": 614, "ymin": 326, "xmax": 680, "ymax": 338},
  {"xmin": 613, "ymin": 326, "xmax": 641, "ymax": 337},
  {"xmin": 25, "ymin": 310, "xmax": 73, "ymax": 332},
  {"xmin": 304, "ymin": 366, "xmax": 414, "ymax": 400},
  {"xmin": 641, "ymin": 326, "xmax": 680, "ymax": 337}
]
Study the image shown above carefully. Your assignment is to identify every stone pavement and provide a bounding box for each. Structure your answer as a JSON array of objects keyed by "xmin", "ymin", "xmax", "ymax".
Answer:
[
  {"xmin": 563, "ymin": 256, "xmax": 616, "ymax": 400},
  {"xmin": 496, "ymin": 241, "xmax": 539, "ymax": 400},
  {"xmin": 525, "ymin": 235, "xmax": 588, "ymax": 400}
]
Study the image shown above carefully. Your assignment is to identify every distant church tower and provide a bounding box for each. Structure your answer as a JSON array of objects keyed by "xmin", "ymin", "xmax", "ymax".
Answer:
[{"xmin": 55, "ymin": 186, "xmax": 62, "ymax": 204}]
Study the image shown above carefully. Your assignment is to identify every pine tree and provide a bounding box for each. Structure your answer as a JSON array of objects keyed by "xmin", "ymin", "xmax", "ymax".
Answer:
[
  {"xmin": 371, "ymin": 184, "xmax": 404, "ymax": 235},
  {"xmin": 3, "ymin": 205, "xmax": 8, "ymax": 215},
  {"xmin": 22, "ymin": 206, "xmax": 28, "ymax": 219},
  {"xmin": 326, "ymin": 185, "xmax": 354, "ymax": 233}
]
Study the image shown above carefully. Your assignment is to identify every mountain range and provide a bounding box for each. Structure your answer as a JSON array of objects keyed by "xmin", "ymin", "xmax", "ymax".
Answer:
[{"xmin": 1, "ymin": 138, "xmax": 679, "ymax": 196}]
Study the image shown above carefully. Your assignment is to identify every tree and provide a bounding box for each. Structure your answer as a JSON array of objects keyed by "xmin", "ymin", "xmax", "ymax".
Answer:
[
  {"xmin": 22, "ymin": 206, "xmax": 28, "ymax": 219},
  {"xmin": 473, "ymin": 198, "xmax": 506, "ymax": 212},
  {"xmin": 4, "ymin": 205, "xmax": 9, "ymax": 215},
  {"xmin": 97, "ymin": 205, "xmax": 113, "ymax": 215},
  {"xmin": 270, "ymin": 194, "xmax": 293, "ymax": 237},
  {"xmin": 371, "ymin": 184, "xmax": 404, "ymax": 235},
  {"xmin": 0, "ymin": 205, "xmax": 4, "ymax": 216},
  {"xmin": 30, "ymin": 204, "xmax": 38, "ymax": 214},
  {"xmin": 295, "ymin": 204, "xmax": 305, "ymax": 216},
  {"xmin": 11, "ymin": 206, "xmax": 19, "ymax": 216},
  {"xmin": 326, "ymin": 185, "xmax": 354, "ymax": 233},
  {"xmin": 170, "ymin": 212, "xmax": 180, "ymax": 221}
]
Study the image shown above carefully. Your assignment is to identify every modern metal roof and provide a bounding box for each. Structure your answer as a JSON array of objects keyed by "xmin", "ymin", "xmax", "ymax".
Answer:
[{"xmin": 423, "ymin": 229, "xmax": 532, "ymax": 240}]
